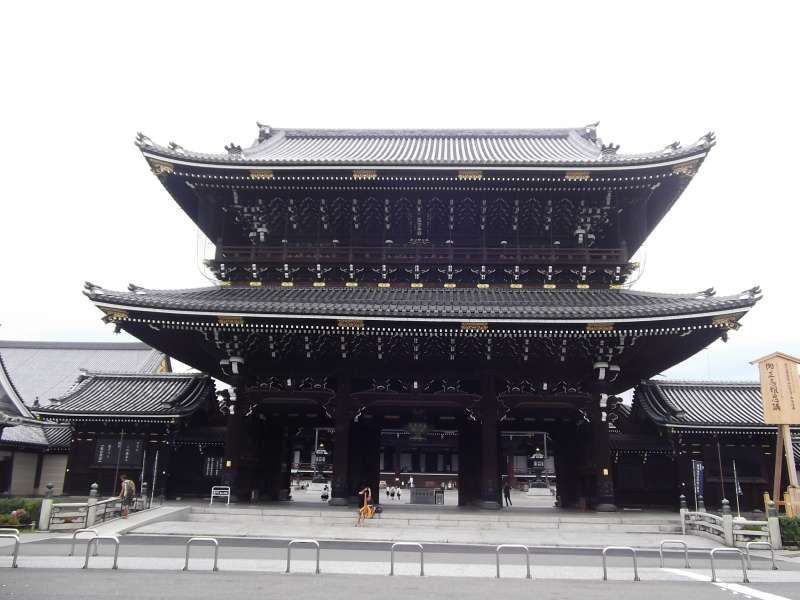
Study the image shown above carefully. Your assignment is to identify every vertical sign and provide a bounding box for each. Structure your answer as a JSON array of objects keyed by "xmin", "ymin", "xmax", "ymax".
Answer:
[
  {"xmin": 693, "ymin": 460, "xmax": 705, "ymax": 504},
  {"xmin": 755, "ymin": 352, "xmax": 800, "ymax": 424}
]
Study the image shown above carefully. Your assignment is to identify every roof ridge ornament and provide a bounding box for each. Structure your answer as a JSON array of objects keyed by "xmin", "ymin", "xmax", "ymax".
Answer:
[
  {"xmin": 740, "ymin": 285, "xmax": 762, "ymax": 299},
  {"xmin": 225, "ymin": 143, "xmax": 243, "ymax": 156},
  {"xmin": 135, "ymin": 132, "xmax": 153, "ymax": 148},
  {"xmin": 663, "ymin": 141, "xmax": 681, "ymax": 154},
  {"xmin": 583, "ymin": 121, "xmax": 600, "ymax": 141},
  {"xmin": 168, "ymin": 141, "xmax": 186, "ymax": 155},
  {"xmin": 697, "ymin": 131, "xmax": 716, "ymax": 147},
  {"xmin": 601, "ymin": 142, "xmax": 620, "ymax": 156},
  {"xmin": 257, "ymin": 122, "xmax": 272, "ymax": 142},
  {"xmin": 694, "ymin": 287, "xmax": 716, "ymax": 298}
]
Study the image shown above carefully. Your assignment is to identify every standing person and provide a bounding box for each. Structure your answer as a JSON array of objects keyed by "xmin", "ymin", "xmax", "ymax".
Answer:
[
  {"xmin": 118, "ymin": 474, "xmax": 136, "ymax": 518},
  {"xmin": 356, "ymin": 484, "xmax": 373, "ymax": 526},
  {"xmin": 396, "ymin": 486, "xmax": 402, "ymax": 501},
  {"xmin": 390, "ymin": 486, "xmax": 396, "ymax": 500},
  {"xmin": 386, "ymin": 485, "xmax": 390, "ymax": 499},
  {"xmin": 503, "ymin": 478, "xmax": 512, "ymax": 507}
]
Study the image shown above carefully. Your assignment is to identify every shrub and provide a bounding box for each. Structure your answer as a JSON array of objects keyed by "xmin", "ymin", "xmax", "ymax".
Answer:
[
  {"xmin": 0, "ymin": 498, "xmax": 42, "ymax": 526},
  {"xmin": 779, "ymin": 516, "xmax": 800, "ymax": 547}
]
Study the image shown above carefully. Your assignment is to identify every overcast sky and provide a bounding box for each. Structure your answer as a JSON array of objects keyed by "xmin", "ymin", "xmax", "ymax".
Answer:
[{"xmin": 1, "ymin": 1, "xmax": 797, "ymax": 383}]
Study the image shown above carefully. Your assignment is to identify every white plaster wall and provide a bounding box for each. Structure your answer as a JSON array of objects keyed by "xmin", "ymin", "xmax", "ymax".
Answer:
[
  {"xmin": 9, "ymin": 452, "xmax": 38, "ymax": 496},
  {"xmin": 37, "ymin": 454, "xmax": 67, "ymax": 496}
]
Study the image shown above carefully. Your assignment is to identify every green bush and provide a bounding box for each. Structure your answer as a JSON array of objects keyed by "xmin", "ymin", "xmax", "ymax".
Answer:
[
  {"xmin": 0, "ymin": 498, "xmax": 42, "ymax": 526},
  {"xmin": 779, "ymin": 516, "xmax": 800, "ymax": 547}
]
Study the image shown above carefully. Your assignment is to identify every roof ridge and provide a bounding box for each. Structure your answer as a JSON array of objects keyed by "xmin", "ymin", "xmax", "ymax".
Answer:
[
  {"xmin": 0, "ymin": 350, "xmax": 34, "ymax": 418},
  {"xmin": 0, "ymin": 340, "xmax": 153, "ymax": 351}
]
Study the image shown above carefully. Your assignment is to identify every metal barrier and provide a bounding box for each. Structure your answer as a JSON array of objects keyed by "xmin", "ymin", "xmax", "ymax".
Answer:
[
  {"xmin": 659, "ymin": 539, "xmax": 690, "ymax": 568},
  {"xmin": 745, "ymin": 541, "xmax": 778, "ymax": 571},
  {"xmin": 0, "ymin": 528, "xmax": 20, "ymax": 536},
  {"xmin": 389, "ymin": 542, "xmax": 424, "ymax": 576},
  {"xmin": 0, "ymin": 534, "xmax": 20, "ymax": 568},
  {"xmin": 183, "ymin": 537, "xmax": 220, "ymax": 572},
  {"xmin": 82, "ymin": 535, "xmax": 120, "ymax": 570},
  {"xmin": 69, "ymin": 529, "xmax": 100, "ymax": 557},
  {"xmin": 210, "ymin": 486, "xmax": 231, "ymax": 506},
  {"xmin": 709, "ymin": 547, "xmax": 749, "ymax": 583},
  {"xmin": 602, "ymin": 546, "xmax": 639, "ymax": 581},
  {"xmin": 496, "ymin": 544, "xmax": 532, "ymax": 579},
  {"xmin": 285, "ymin": 539, "xmax": 321, "ymax": 574}
]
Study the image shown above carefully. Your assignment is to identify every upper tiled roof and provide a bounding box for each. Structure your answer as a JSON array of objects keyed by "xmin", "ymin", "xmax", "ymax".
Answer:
[
  {"xmin": 0, "ymin": 341, "xmax": 166, "ymax": 407},
  {"xmin": 634, "ymin": 380, "xmax": 774, "ymax": 429},
  {"xmin": 137, "ymin": 125, "xmax": 715, "ymax": 168},
  {"xmin": 87, "ymin": 285, "xmax": 759, "ymax": 323},
  {"xmin": 35, "ymin": 372, "xmax": 213, "ymax": 419}
]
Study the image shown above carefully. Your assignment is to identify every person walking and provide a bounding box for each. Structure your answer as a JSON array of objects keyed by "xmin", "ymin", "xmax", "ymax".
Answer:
[
  {"xmin": 503, "ymin": 479, "xmax": 512, "ymax": 507},
  {"xmin": 118, "ymin": 474, "xmax": 137, "ymax": 518}
]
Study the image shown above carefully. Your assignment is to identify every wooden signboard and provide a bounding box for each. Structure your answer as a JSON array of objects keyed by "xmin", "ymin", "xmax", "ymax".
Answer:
[{"xmin": 752, "ymin": 352, "xmax": 800, "ymax": 425}]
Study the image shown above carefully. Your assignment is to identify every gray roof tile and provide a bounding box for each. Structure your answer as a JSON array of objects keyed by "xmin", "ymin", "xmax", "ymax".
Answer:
[{"xmin": 88, "ymin": 285, "xmax": 759, "ymax": 323}]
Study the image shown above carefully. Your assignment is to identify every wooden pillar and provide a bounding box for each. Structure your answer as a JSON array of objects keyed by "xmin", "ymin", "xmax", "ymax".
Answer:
[
  {"xmin": 590, "ymin": 394, "xmax": 616, "ymax": 511},
  {"xmin": 480, "ymin": 373, "xmax": 500, "ymax": 509},
  {"xmin": 262, "ymin": 420, "xmax": 289, "ymax": 501},
  {"xmin": 458, "ymin": 419, "xmax": 481, "ymax": 506},
  {"xmin": 330, "ymin": 378, "xmax": 351, "ymax": 505},
  {"xmin": 349, "ymin": 420, "xmax": 381, "ymax": 505},
  {"xmin": 221, "ymin": 386, "xmax": 245, "ymax": 501},
  {"xmin": 674, "ymin": 435, "xmax": 693, "ymax": 509}
]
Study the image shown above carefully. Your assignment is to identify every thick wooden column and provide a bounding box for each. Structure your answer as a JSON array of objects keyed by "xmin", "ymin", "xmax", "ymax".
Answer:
[
  {"xmin": 590, "ymin": 393, "xmax": 616, "ymax": 511},
  {"xmin": 349, "ymin": 420, "xmax": 381, "ymax": 505},
  {"xmin": 222, "ymin": 386, "xmax": 245, "ymax": 501},
  {"xmin": 674, "ymin": 435, "xmax": 693, "ymax": 509},
  {"xmin": 262, "ymin": 420, "xmax": 290, "ymax": 501},
  {"xmin": 330, "ymin": 378, "xmax": 351, "ymax": 505},
  {"xmin": 458, "ymin": 419, "xmax": 481, "ymax": 506},
  {"xmin": 480, "ymin": 373, "xmax": 501, "ymax": 509}
]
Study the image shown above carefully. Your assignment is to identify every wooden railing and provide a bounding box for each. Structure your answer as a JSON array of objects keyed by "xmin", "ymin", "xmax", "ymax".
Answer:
[{"xmin": 214, "ymin": 245, "xmax": 628, "ymax": 266}]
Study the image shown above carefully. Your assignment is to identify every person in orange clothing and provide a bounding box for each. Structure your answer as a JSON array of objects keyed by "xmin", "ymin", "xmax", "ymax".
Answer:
[{"xmin": 356, "ymin": 484, "xmax": 374, "ymax": 526}]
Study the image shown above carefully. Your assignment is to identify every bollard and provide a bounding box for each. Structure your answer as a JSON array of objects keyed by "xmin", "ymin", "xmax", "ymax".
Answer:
[
  {"xmin": 659, "ymin": 539, "xmax": 690, "ymax": 568},
  {"xmin": 183, "ymin": 537, "xmax": 219, "ymax": 572},
  {"xmin": 389, "ymin": 542, "xmax": 424, "ymax": 576},
  {"xmin": 285, "ymin": 539, "xmax": 321, "ymax": 574},
  {"xmin": 745, "ymin": 541, "xmax": 778, "ymax": 571},
  {"xmin": 710, "ymin": 547, "xmax": 749, "ymax": 583},
  {"xmin": 496, "ymin": 544, "xmax": 532, "ymax": 579},
  {"xmin": 0, "ymin": 534, "xmax": 20, "ymax": 568},
  {"xmin": 698, "ymin": 495, "xmax": 706, "ymax": 512},
  {"xmin": 679, "ymin": 494, "xmax": 688, "ymax": 510},
  {"xmin": 69, "ymin": 529, "xmax": 100, "ymax": 557},
  {"xmin": 141, "ymin": 482, "xmax": 149, "ymax": 510},
  {"xmin": 39, "ymin": 497, "xmax": 54, "ymax": 532},
  {"xmin": 766, "ymin": 501, "xmax": 783, "ymax": 550},
  {"xmin": 602, "ymin": 546, "xmax": 639, "ymax": 582},
  {"xmin": 86, "ymin": 483, "xmax": 99, "ymax": 527},
  {"xmin": 83, "ymin": 535, "xmax": 120, "ymax": 570}
]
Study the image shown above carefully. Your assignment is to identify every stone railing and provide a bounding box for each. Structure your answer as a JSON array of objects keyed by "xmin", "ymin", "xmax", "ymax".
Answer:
[
  {"xmin": 38, "ymin": 482, "xmax": 148, "ymax": 532},
  {"xmin": 679, "ymin": 495, "xmax": 782, "ymax": 549}
]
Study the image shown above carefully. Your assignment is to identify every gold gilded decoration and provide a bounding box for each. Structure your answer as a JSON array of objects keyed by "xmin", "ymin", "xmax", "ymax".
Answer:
[
  {"xmin": 609, "ymin": 284, "xmax": 623, "ymax": 289},
  {"xmin": 461, "ymin": 322, "xmax": 489, "ymax": 331},
  {"xmin": 477, "ymin": 283, "xmax": 489, "ymax": 289},
  {"xmin": 352, "ymin": 169, "xmax": 378, "ymax": 180},
  {"xmin": 345, "ymin": 281, "xmax": 359, "ymax": 287},
  {"xmin": 217, "ymin": 315, "xmax": 244, "ymax": 326},
  {"xmin": 337, "ymin": 319, "xmax": 364, "ymax": 329},
  {"xmin": 378, "ymin": 282, "xmax": 391, "ymax": 288},
  {"xmin": 102, "ymin": 309, "xmax": 128, "ymax": 321},
  {"xmin": 444, "ymin": 282, "xmax": 457, "ymax": 288},
  {"xmin": 672, "ymin": 160, "xmax": 700, "ymax": 177},
  {"xmin": 543, "ymin": 283, "xmax": 557, "ymax": 289},
  {"xmin": 249, "ymin": 281, "xmax": 262, "ymax": 287},
  {"xmin": 249, "ymin": 169, "xmax": 274, "ymax": 180},
  {"xmin": 410, "ymin": 282, "xmax": 424, "ymax": 288},
  {"xmin": 712, "ymin": 314, "xmax": 741, "ymax": 330},
  {"xmin": 458, "ymin": 170, "xmax": 483, "ymax": 181},
  {"xmin": 147, "ymin": 159, "xmax": 174, "ymax": 176},
  {"xmin": 576, "ymin": 283, "xmax": 590, "ymax": 289},
  {"xmin": 280, "ymin": 281, "xmax": 294, "ymax": 287},
  {"xmin": 565, "ymin": 171, "xmax": 590, "ymax": 181},
  {"xmin": 313, "ymin": 281, "xmax": 326, "ymax": 287},
  {"xmin": 219, "ymin": 281, "xmax": 232, "ymax": 287},
  {"xmin": 510, "ymin": 283, "xmax": 523, "ymax": 289},
  {"xmin": 586, "ymin": 322, "xmax": 614, "ymax": 332}
]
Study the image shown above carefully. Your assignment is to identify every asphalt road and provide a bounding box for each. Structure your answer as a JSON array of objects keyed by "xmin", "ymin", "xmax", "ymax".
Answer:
[{"xmin": 1, "ymin": 569, "xmax": 799, "ymax": 600}]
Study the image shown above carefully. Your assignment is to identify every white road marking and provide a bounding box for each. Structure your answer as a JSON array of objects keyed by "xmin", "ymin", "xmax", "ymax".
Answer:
[{"xmin": 663, "ymin": 568, "xmax": 791, "ymax": 600}]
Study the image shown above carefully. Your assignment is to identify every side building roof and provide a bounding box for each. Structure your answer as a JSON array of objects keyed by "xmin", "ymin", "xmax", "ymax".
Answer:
[
  {"xmin": 35, "ymin": 372, "xmax": 214, "ymax": 422},
  {"xmin": 0, "ymin": 340, "xmax": 167, "ymax": 407}
]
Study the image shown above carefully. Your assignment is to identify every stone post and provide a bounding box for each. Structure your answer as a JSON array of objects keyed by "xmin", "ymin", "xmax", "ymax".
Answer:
[
  {"xmin": 141, "ymin": 481, "xmax": 149, "ymax": 509},
  {"xmin": 86, "ymin": 482, "xmax": 99, "ymax": 527},
  {"xmin": 38, "ymin": 483, "xmax": 55, "ymax": 531},
  {"xmin": 721, "ymin": 498, "xmax": 734, "ymax": 546},
  {"xmin": 698, "ymin": 495, "xmax": 706, "ymax": 512},
  {"xmin": 767, "ymin": 500, "xmax": 783, "ymax": 550},
  {"xmin": 679, "ymin": 494, "xmax": 688, "ymax": 535}
]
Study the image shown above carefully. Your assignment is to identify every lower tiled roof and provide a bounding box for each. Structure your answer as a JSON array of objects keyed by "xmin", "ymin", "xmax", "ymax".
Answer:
[
  {"xmin": 635, "ymin": 380, "xmax": 771, "ymax": 428},
  {"xmin": 0, "ymin": 422, "xmax": 72, "ymax": 450},
  {"xmin": 88, "ymin": 285, "xmax": 759, "ymax": 323},
  {"xmin": 35, "ymin": 372, "xmax": 213, "ymax": 419}
]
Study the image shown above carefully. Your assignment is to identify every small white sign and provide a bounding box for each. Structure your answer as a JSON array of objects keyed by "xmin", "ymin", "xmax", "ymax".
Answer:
[{"xmin": 210, "ymin": 486, "xmax": 231, "ymax": 505}]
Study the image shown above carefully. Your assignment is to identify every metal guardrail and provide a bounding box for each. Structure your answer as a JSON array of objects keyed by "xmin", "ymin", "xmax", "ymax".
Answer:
[
  {"xmin": 82, "ymin": 535, "xmax": 120, "ymax": 570},
  {"xmin": 0, "ymin": 528, "xmax": 20, "ymax": 536},
  {"xmin": 389, "ymin": 542, "xmax": 424, "ymax": 576},
  {"xmin": 659, "ymin": 539, "xmax": 690, "ymax": 568},
  {"xmin": 496, "ymin": 544, "xmax": 532, "ymax": 579},
  {"xmin": 69, "ymin": 529, "xmax": 99, "ymax": 557},
  {"xmin": 285, "ymin": 539, "xmax": 321, "ymax": 574},
  {"xmin": 0, "ymin": 534, "xmax": 20, "ymax": 568},
  {"xmin": 602, "ymin": 546, "xmax": 639, "ymax": 582},
  {"xmin": 710, "ymin": 548, "xmax": 749, "ymax": 583},
  {"xmin": 183, "ymin": 537, "xmax": 220, "ymax": 572},
  {"xmin": 745, "ymin": 541, "xmax": 778, "ymax": 571}
]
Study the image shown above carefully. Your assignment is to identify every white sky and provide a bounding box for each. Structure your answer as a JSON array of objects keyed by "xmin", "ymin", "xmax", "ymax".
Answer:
[{"xmin": 1, "ymin": 1, "xmax": 798, "ymax": 383}]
